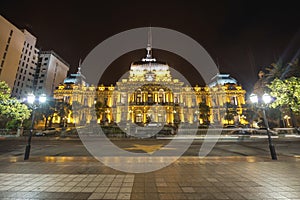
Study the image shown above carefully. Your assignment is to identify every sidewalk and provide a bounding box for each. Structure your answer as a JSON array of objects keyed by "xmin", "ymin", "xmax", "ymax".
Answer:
[{"xmin": 0, "ymin": 155, "xmax": 300, "ymax": 199}]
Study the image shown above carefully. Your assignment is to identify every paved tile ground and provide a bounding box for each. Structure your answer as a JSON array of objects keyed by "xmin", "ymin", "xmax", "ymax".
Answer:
[
  {"xmin": 0, "ymin": 156, "xmax": 299, "ymax": 199},
  {"xmin": 0, "ymin": 173, "xmax": 134, "ymax": 199}
]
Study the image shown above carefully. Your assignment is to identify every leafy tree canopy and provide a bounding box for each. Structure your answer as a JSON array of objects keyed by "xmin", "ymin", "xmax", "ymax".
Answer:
[
  {"xmin": 0, "ymin": 81, "xmax": 31, "ymax": 125},
  {"xmin": 268, "ymin": 77, "xmax": 300, "ymax": 113}
]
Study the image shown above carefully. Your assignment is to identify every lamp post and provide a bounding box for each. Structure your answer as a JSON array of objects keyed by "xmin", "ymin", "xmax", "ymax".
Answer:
[
  {"xmin": 250, "ymin": 93, "xmax": 277, "ymax": 160},
  {"xmin": 24, "ymin": 93, "xmax": 46, "ymax": 160}
]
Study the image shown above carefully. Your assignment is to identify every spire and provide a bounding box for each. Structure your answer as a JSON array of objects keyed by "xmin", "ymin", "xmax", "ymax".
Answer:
[
  {"xmin": 77, "ymin": 59, "xmax": 82, "ymax": 74},
  {"xmin": 142, "ymin": 27, "xmax": 156, "ymax": 62},
  {"xmin": 146, "ymin": 27, "xmax": 152, "ymax": 59}
]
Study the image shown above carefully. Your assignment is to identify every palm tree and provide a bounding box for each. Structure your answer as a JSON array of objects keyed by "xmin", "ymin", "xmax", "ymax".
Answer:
[
  {"xmin": 264, "ymin": 59, "xmax": 300, "ymax": 83},
  {"xmin": 283, "ymin": 59, "xmax": 300, "ymax": 78},
  {"xmin": 264, "ymin": 61, "xmax": 286, "ymax": 83}
]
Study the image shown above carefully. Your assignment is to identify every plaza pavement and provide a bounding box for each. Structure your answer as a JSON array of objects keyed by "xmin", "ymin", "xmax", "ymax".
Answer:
[{"xmin": 0, "ymin": 137, "xmax": 300, "ymax": 199}]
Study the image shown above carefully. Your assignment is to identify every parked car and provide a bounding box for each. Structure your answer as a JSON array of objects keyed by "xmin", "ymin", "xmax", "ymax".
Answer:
[
  {"xmin": 252, "ymin": 128, "xmax": 277, "ymax": 135},
  {"xmin": 147, "ymin": 123, "xmax": 162, "ymax": 127},
  {"xmin": 35, "ymin": 128, "xmax": 58, "ymax": 136},
  {"xmin": 230, "ymin": 129, "xmax": 252, "ymax": 135},
  {"xmin": 223, "ymin": 125, "xmax": 236, "ymax": 128}
]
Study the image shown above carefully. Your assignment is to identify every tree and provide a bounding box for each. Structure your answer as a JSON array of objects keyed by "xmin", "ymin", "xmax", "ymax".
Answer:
[
  {"xmin": 242, "ymin": 103, "xmax": 258, "ymax": 127},
  {"xmin": 281, "ymin": 59, "xmax": 300, "ymax": 79},
  {"xmin": 36, "ymin": 98, "xmax": 56, "ymax": 129},
  {"xmin": 71, "ymin": 101, "xmax": 84, "ymax": 123},
  {"xmin": 3, "ymin": 98, "xmax": 31, "ymax": 127},
  {"xmin": 198, "ymin": 102, "xmax": 210, "ymax": 125},
  {"xmin": 268, "ymin": 77, "xmax": 300, "ymax": 127},
  {"xmin": 95, "ymin": 101, "xmax": 106, "ymax": 122},
  {"xmin": 268, "ymin": 77, "xmax": 300, "ymax": 113},
  {"xmin": 0, "ymin": 81, "xmax": 31, "ymax": 128},
  {"xmin": 223, "ymin": 102, "xmax": 238, "ymax": 125},
  {"xmin": 55, "ymin": 101, "xmax": 72, "ymax": 127},
  {"xmin": 264, "ymin": 59, "xmax": 300, "ymax": 83},
  {"xmin": 264, "ymin": 62, "xmax": 286, "ymax": 83}
]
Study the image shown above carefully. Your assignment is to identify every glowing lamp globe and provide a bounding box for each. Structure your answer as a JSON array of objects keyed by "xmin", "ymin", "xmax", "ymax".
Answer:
[
  {"xmin": 262, "ymin": 93, "xmax": 272, "ymax": 104},
  {"xmin": 249, "ymin": 93, "xmax": 258, "ymax": 103},
  {"xmin": 27, "ymin": 94, "xmax": 35, "ymax": 104}
]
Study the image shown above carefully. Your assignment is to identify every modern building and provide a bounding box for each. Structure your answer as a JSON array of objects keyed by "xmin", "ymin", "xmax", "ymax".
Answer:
[
  {"xmin": 54, "ymin": 45, "xmax": 247, "ymax": 127},
  {"xmin": 0, "ymin": 15, "xmax": 25, "ymax": 90},
  {"xmin": 0, "ymin": 15, "xmax": 70, "ymax": 99},
  {"xmin": 12, "ymin": 30, "xmax": 39, "ymax": 99},
  {"xmin": 34, "ymin": 51, "xmax": 69, "ymax": 96}
]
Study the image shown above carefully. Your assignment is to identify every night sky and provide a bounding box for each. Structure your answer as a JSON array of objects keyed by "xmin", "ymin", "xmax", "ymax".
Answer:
[{"xmin": 1, "ymin": 0, "xmax": 300, "ymax": 92}]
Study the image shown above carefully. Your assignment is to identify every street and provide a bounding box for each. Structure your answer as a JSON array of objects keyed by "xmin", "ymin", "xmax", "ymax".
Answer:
[{"xmin": 1, "ymin": 136, "xmax": 300, "ymax": 159}]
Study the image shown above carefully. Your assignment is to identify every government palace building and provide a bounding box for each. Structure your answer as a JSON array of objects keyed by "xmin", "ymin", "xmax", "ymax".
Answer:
[{"xmin": 53, "ymin": 44, "xmax": 247, "ymax": 127}]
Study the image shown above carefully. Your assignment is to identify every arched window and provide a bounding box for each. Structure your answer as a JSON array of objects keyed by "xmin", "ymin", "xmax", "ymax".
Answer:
[
  {"xmin": 158, "ymin": 89, "xmax": 164, "ymax": 103},
  {"xmin": 231, "ymin": 96, "xmax": 238, "ymax": 105},
  {"xmin": 135, "ymin": 110, "xmax": 143, "ymax": 123},
  {"xmin": 121, "ymin": 93, "xmax": 126, "ymax": 104},
  {"xmin": 158, "ymin": 109, "xmax": 166, "ymax": 122},
  {"xmin": 148, "ymin": 89, "xmax": 153, "ymax": 103},
  {"xmin": 136, "ymin": 89, "xmax": 142, "ymax": 103}
]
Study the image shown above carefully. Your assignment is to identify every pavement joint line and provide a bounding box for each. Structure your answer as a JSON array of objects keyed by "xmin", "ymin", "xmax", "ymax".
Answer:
[{"xmin": 1, "ymin": 155, "xmax": 300, "ymax": 162}]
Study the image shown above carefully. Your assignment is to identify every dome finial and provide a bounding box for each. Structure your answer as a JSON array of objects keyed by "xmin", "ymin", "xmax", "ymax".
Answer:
[
  {"xmin": 146, "ymin": 26, "xmax": 152, "ymax": 59},
  {"xmin": 77, "ymin": 59, "xmax": 82, "ymax": 74}
]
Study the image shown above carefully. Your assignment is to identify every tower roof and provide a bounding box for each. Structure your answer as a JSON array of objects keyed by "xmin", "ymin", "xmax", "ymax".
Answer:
[
  {"xmin": 208, "ymin": 73, "xmax": 237, "ymax": 87},
  {"xmin": 63, "ymin": 60, "xmax": 87, "ymax": 86}
]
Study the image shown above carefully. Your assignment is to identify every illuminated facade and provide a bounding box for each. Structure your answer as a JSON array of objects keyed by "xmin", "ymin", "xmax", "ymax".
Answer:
[{"xmin": 54, "ymin": 46, "xmax": 247, "ymax": 126}]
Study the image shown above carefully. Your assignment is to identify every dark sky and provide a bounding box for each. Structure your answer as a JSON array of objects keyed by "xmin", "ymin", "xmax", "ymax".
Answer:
[{"xmin": 1, "ymin": 0, "xmax": 300, "ymax": 92}]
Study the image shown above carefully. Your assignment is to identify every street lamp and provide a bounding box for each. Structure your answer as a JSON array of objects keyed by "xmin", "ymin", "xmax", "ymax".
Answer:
[
  {"xmin": 24, "ymin": 93, "xmax": 47, "ymax": 160},
  {"xmin": 250, "ymin": 93, "xmax": 277, "ymax": 160}
]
